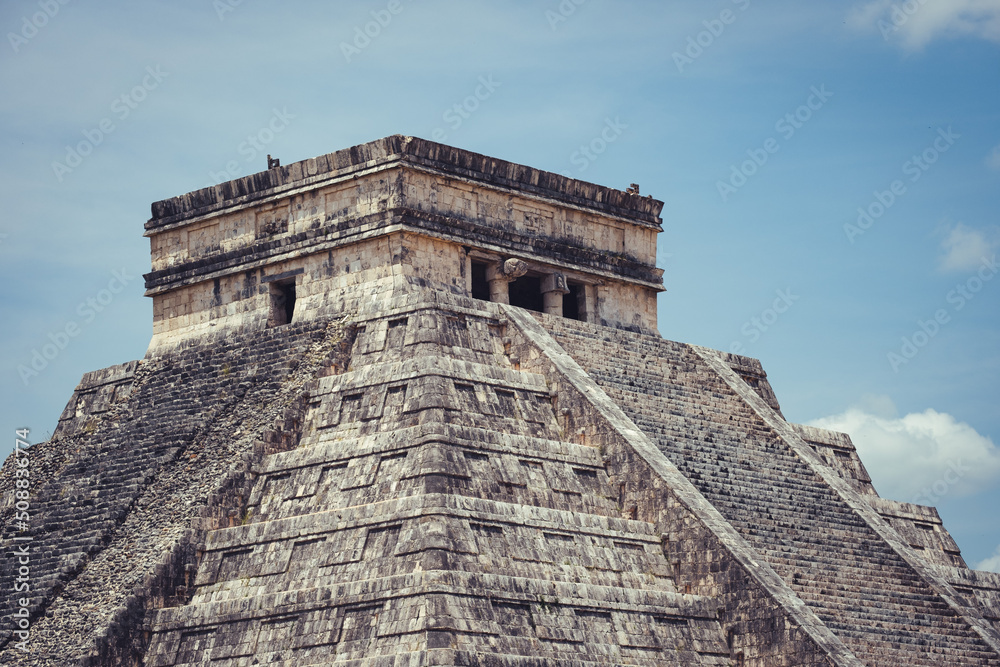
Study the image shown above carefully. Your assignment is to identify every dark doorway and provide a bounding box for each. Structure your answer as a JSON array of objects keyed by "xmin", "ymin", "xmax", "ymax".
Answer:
[
  {"xmin": 471, "ymin": 261, "xmax": 490, "ymax": 301},
  {"xmin": 508, "ymin": 275, "xmax": 543, "ymax": 312},
  {"xmin": 269, "ymin": 280, "xmax": 296, "ymax": 326},
  {"xmin": 563, "ymin": 283, "xmax": 582, "ymax": 321}
]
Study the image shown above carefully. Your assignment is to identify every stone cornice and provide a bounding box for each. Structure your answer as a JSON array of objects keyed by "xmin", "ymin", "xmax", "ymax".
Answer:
[{"xmin": 146, "ymin": 135, "xmax": 665, "ymax": 231}]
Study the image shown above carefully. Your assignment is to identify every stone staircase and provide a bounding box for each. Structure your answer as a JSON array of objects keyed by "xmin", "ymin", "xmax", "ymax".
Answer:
[{"xmin": 541, "ymin": 314, "xmax": 999, "ymax": 666}]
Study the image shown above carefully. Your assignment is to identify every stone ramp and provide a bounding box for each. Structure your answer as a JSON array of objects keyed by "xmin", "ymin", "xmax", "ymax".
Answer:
[
  {"xmin": 143, "ymin": 302, "xmax": 732, "ymax": 665},
  {"xmin": 541, "ymin": 314, "xmax": 1000, "ymax": 665}
]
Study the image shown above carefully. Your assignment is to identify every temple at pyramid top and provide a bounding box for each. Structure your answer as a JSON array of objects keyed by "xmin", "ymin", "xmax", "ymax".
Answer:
[{"xmin": 144, "ymin": 134, "xmax": 665, "ymax": 349}]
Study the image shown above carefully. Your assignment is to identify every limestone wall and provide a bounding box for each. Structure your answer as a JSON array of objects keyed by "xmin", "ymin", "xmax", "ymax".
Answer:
[
  {"xmin": 149, "ymin": 235, "xmax": 400, "ymax": 345},
  {"xmin": 401, "ymin": 168, "xmax": 658, "ymax": 266},
  {"xmin": 148, "ymin": 173, "xmax": 401, "ymax": 274}
]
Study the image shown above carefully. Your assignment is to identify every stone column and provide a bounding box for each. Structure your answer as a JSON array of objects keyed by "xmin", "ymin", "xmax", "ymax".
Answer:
[
  {"xmin": 486, "ymin": 258, "xmax": 528, "ymax": 304},
  {"xmin": 541, "ymin": 273, "xmax": 570, "ymax": 317}
]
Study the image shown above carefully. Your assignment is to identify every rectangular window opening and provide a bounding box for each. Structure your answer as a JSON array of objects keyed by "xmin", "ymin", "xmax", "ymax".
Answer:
[
  {"xmin": 471, "ymin": 261, "xmax": 490, "ymax": 301},
  {"xmin": 563, "ymin": 282, "xmax": 583, "ymax": 321},
  {"xmin": 268, "ymin": 279, "xmax": 296, "ymax": 326}
]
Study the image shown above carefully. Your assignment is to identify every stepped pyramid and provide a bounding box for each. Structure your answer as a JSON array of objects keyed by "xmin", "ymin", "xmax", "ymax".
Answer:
[{"xmin": 2, "ymin": 135, "xmax": 1000, "ymax": 666}]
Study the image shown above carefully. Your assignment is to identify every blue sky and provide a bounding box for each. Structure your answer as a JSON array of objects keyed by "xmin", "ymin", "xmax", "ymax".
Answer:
[{"xmin": 2, "ymin": 0, "xmax": 999, "ymax": 568}]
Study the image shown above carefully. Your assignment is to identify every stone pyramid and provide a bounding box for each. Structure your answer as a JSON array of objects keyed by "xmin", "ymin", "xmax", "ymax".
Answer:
[{"xmin": 2, "ymin": 135, "xmax": 999, "ymax": 666}]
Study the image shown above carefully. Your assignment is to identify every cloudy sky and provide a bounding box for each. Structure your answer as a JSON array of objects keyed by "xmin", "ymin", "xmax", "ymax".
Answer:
[{"xmin": 2, "ymin": 1, "xmax": 998, "ymax": 568}]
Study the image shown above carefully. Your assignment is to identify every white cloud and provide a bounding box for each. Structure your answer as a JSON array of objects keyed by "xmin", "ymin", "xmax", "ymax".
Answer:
[
  {"xmin": 809, "ymin": 405, "xmax": 1000, "ymax": 504},
  {"xmin": 848, "ymin": 0, "xmax": 1000, "ymax": 49},
  {"xmin": 938, "ymin": 223, "xmax": 1000, "ymax": 273},
  {"xmin": 976, "ymin": 544, "xmax": 1000, "ymax": 573},
  {"xmin": 987, "ymin": 144, "xmax": 1000, "ymax": 170}
]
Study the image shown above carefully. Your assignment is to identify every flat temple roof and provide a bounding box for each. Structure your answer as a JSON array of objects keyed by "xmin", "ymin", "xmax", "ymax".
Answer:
[{"xmin": 147, "ymin": 135, "xmax": 665, "ymax": 231}]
